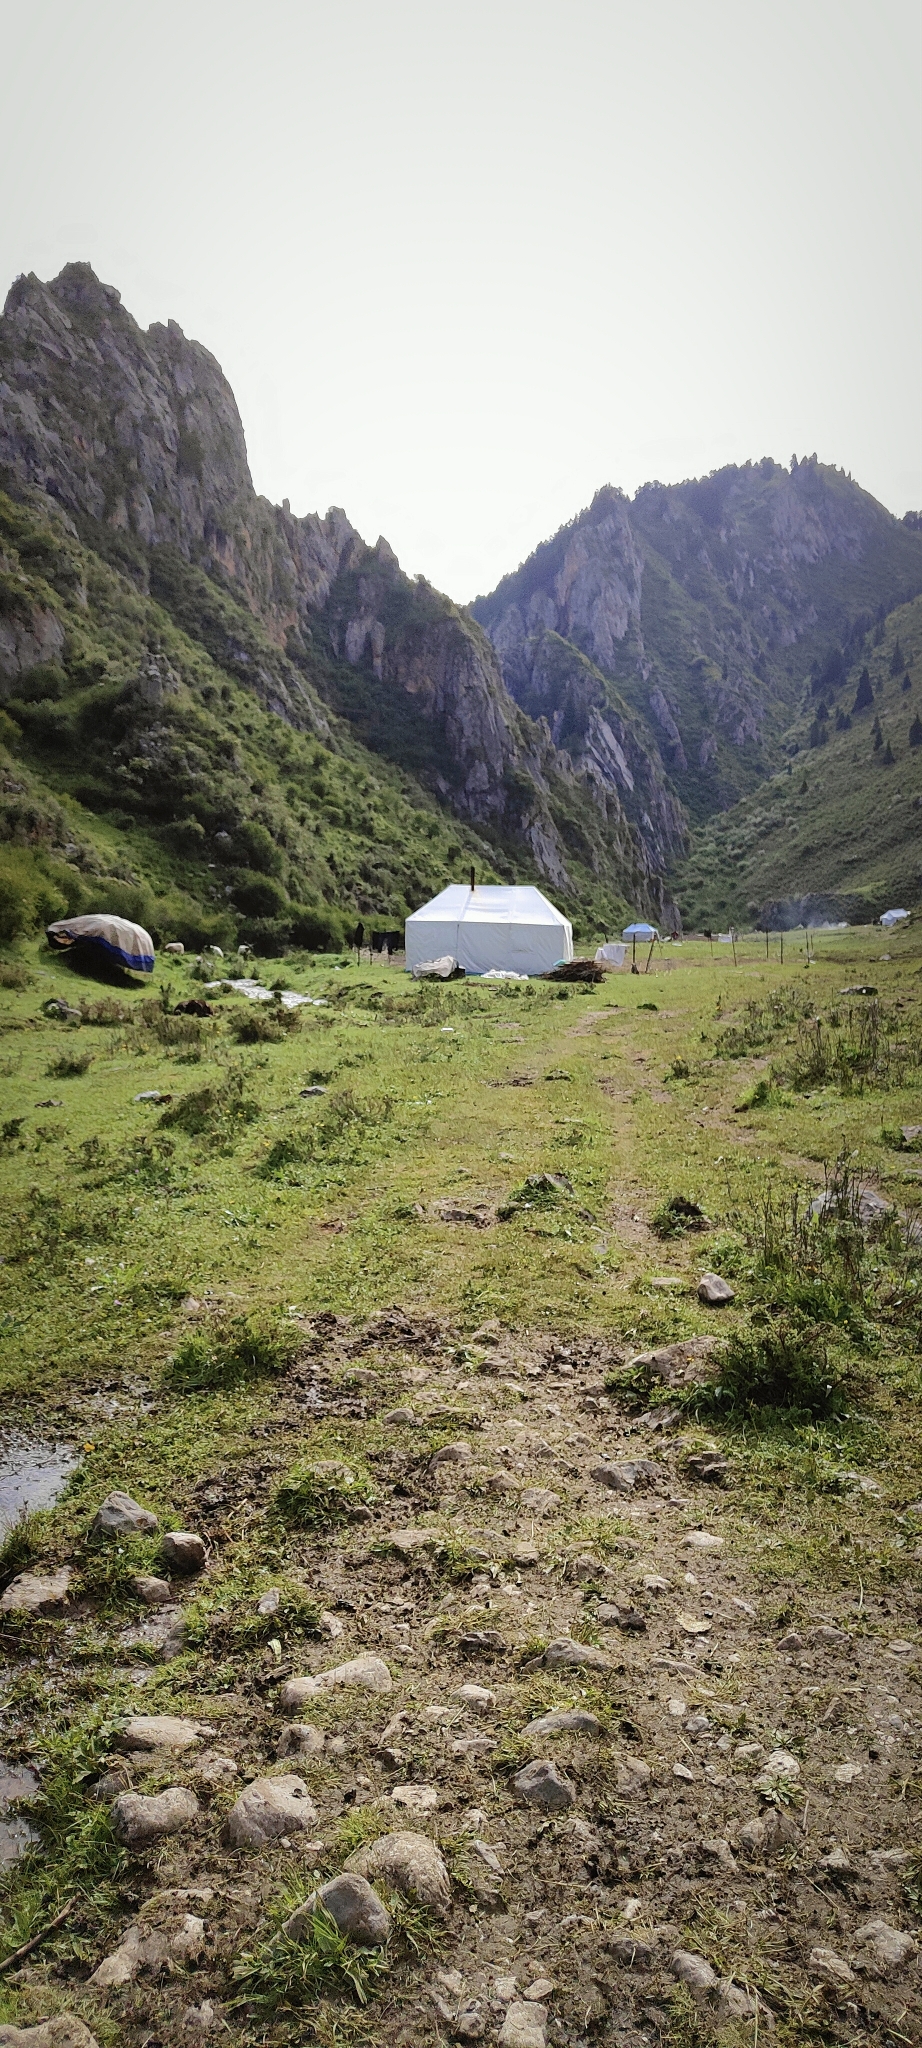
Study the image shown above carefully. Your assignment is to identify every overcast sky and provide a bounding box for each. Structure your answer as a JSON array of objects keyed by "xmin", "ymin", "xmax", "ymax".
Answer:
[{"xmin": 2, "ymin": 0, "xmax": 920, "ymax": 600}]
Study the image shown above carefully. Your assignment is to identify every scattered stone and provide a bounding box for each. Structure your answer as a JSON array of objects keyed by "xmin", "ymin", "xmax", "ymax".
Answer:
[
  {"xmin": 852, "ymin": 1919, "xmax": 918, "ymax": 1977},
  {"xmin": 111, "ymin": 1786, "xmax": 200, "ymax": 1847},
  {"xmin": 347, "ymin": 1829, "xmax": 452, "ymax": 1913},
  {"xmin": 472, "ymin": 1839, "xmax": 504, "ymax": 1873},
  {"xmin": 697, "ymin": 1273, "xmax": 735, "ymax": 1305},
  {"xmin": 617, "ymin": 1758, "xmax": 652, "ymax": 1794},
  {"xmin": 514, "ymin": 1759, "xmax": 576, "ymax": 1812},
  {"xmin": 542, "ymin": 1636, "xmax": 612, "ymax": 1673},
  {"xmin": 523, "ymin": 1979, "xmax": 554, "ymax": 2002},
  {"xmin": 498, "ymin": 2002, "xmax": 547, "ymax": 2048},
  {"xmin": 225, "ymin": 1775, "xmax": 318, "ymax": 1849},
  {"xmin": 384, "ymin": 1407, "xmax": 416, "ymax": 1425},
  {"xmin": 392, "ymin": 1783, "xmax": 439, "ymax": 1813},
  {"xmin": 644, "ymin": 1573, "xmax": 670, "ymax": 1593},
  {"xmin": 684, "ymin": 1451, "xmax": 729, "ymax": 1483},
  {"xmin": 670, "ymin": 1950, "xmax": 719, "ymax": 1994},
  {"xmin": 134, "ymin": 1574, "xmax": 173, "ymax": 1606},
  {"xmin": 700, "ymin": 1836, "xmax": 737, "ymax": 1873},
  {"xmin": 807, "ymin": 1624, "xmax": 851, "ymax": 1650},
  {"xmin": 285, "ymin": 1873, "xmax": 391, "ymax": 1945},
  {"xmin": 524, "ymin": 1709, "xmax": 604, "ymax": 1738},
  {"xmin": 820, "ymin": 1843, "xmax": 856, "ymax": 1876},
  {"xmin": 596, "ymin": 1598, "xmax": 647, "ymax": 1631},
  {"xmin": 494, "ymin": 1975, "xmax": 518, "ymax": 1999},
  {"xmin": 280, "ymin": 1655, "xmax": 392, "ymax": 1708},
  {"xmin": 119, "ymin": 1605, "xmax": 186, "ymax": 1661},
  {"xmin": 809, "ymin": 1946, "xmax": 856, "ymax": 1987},
  {"xmin": 520, "ymin": 1488, "xmax": 560, "ymax": 1516},
  {"xmin": 181, "ymin": 2007, "xmax": 219, "ymax": 2035},
  {"xmin": 680, "ymin": 1529, "xmax": 723, "ymax": 1552},
  {"xmin": 161, "ymin": 1530, "xmax": 207, "ymax": 1575},
  {"xmin": 777, "ymin": 1630, "xmax": 804, "ymax": 1652},
  {"xmin": 90, "ymin": 1885, "xmax": 211, "ymax": 1984},
  {"xmin": 0, "ymin": 1566, "xmax": 71, "ymax": 1615},
  {"xmin": 676, "ymin": 1612, "xmax": 711, "ymax": 1635},
  {"xmin": 754, "ymin": 1748, "xmax": 801, "ymax": 1793},
  {"xmin": 673, "ymin": 1763, "xmax": 694, "ymax": 1782},
  {"xmin": 458, "ymin": 1629, "xmax": 507, "ymax": 1655},
  {"xmin": 194, "ymin": 1753, "xmax": 238, "ymax": 1785},
  {"xmin": 120, "ymin": 1716, "xmax": 206, "ymax": 1752},
  {"xmin": 590, "ymin": 1458, "xmax": 659, "ymax": 1492},
  {"xmin": 607, "ymin": 1935, "xmax": 657, "ymax": 1968},
  {"xmin": 833, "ymin": 1761, "xmax": 863, "ymax": 1785},
  {"xmin": 277, "ymin": 1722, "xmax": 325, "ymax": 1757},
  {"xmin": 737, "ymin": 1808, "xmax": 801, "ymax": 1858},
  {"xmin": 0, "ymin": 2023, "xmax": 101, "ymax": 2047},
  {"xmin": 452, "ymin": 1734, "xmax": 497, "ymax": 1759},
  {"xmin": 256, "ymin": 1587, "xmax": 281, "ymax": 1615},
  {"xmin": 89, "ymin": 1491, "xmax": 159, "ymax": 1539},
  {"xmin": 456, "ymin": 1683, "xmax": 496, "ymax": 1713},
  {"xmin": 885, "ymin": 1639, "xmax": 917, "ymax": 1658}
]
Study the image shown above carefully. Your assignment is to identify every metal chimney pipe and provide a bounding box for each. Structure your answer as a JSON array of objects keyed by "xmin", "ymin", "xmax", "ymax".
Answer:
[{"xmin": 470, "ymin": 866, "xmax": 476, "ymax": 891}]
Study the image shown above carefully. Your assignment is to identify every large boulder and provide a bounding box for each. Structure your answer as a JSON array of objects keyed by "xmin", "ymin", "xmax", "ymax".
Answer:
[
  {"xmin": 284, "ymin": 1873, "xmax": 392, "ymax": 1945},
  {"xmin": 346, "ymin": 1830, "xmax": 451, "ymax": 1914},
  {"xmin": 279, "ymin": 1656, "xmax": 392, "ymax": 1710},
  {"xmin": 89, "ymin": 1492, "xmax": 158, "ymax": 1540},
  {"xmin": 111, "ymin": 1786, "xmax": 199, "ymax": 1847},
  {"xmin": 514, "ymin": 1759, "xmax": 576, "ymax": 1813},
  {"xmin": 0, "ymin": 1568, "xmax": 71, "ymax": 1616},
  {"xmin": 225, "ymin": 1775, "xmax": 318, "ymax": 1850},
  {"xmin": 0, "ymin": 2023, "xmax": 101, "ymax": 2047}
]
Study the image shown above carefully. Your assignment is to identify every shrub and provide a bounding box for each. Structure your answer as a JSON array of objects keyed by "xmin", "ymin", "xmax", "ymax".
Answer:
[
  {"xmin": 232, "ymin": 1899, "xmax": 390, "ymax": 2012},
  {"xmin": 0, "ymin": 849, "xmax": 67, "ymax": 942},
  {"xmin": 168, "ymin": 1311, "xmax": 300, "ymax": 1391},
  {"xmin": 232, "ymin": 869, "xmax": 289, "ymax": 918},
  {"xmin": 0, "ymin": 961, "xmax": 32, "ymax": 989},
  {"xmin": 230, "ymin": 1002, "xmax": 301, "ymax": 1044},
  {"xmin": 687, "ymin": 1316, "xmax": 847, "ymax": 1420},
  {"xmin": 46, "ymin": 1048, "xmax": 94, "ymax": 1078},
  {"xmin": 274, "ymin": 1460, "xmax": 376, "ymax": 1529},
  {"xmin": 158, "ymin": 1071, "xmax": 260, "ymax": 1139},
  {"xmin": 651, "ymin": 1193, "xmax": 710, "ymax": 1237}
]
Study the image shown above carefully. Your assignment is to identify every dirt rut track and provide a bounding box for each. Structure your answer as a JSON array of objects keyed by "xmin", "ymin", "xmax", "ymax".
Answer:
[{"xmin": 5, "ymin": 1308, "xmax": 919, "ymax": 2046}]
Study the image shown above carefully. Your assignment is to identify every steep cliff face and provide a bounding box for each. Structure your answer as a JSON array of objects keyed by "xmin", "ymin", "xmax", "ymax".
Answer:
[
  {"xmin": 0, "ymin": 263, "xmax": 675, "ymax": 921},
  {"xmin": 475, "ymin": 467, "xmax": 922, "ymax": 820}
]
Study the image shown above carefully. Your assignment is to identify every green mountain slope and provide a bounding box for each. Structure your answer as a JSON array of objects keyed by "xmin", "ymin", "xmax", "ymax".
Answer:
[
  {"xmin": 0, "ymin": 263, "xmax": 681, "ymax": 938},
  {"xmin": 673, "ymin": 595, "xmax": 922, "ymax": 928}
]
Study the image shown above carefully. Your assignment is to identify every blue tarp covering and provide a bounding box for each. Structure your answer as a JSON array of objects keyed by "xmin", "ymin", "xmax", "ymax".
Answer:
[
  {"xmin": 622, "ymin": 922, "xmax": 658, "ymax": 940},
  {"xmin": 46, "ymin": 915, "xmax": 155, "ymax": 974}
]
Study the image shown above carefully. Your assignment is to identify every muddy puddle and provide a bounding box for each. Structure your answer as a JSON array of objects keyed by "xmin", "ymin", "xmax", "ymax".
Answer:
[
  {"xmin": 0, "ymin": 1763, "xmax": 40, "ymax": 1867},
  {"xmin": 0, "ymin": 1430, "xmax": 80, "ymax": 1534}
]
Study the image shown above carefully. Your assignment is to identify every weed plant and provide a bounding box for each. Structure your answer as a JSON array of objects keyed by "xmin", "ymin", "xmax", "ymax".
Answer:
[
  {"xmin": 274, "ymin": 1460, "xmax": 376, "ymax": 1529},
  {"xmin": 46, "ymin": 1048, "xmax": 93, "ymax": 1078},
  {"xmin": 168, "ymin": 1310, "xmax": 301, "ymax": 1391}
]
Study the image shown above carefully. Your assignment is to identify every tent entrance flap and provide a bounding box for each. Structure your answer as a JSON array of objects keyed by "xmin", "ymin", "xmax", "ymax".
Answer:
[{"xmin": 405, "ymin": 885, "xmax": 572, "ymax": 977}]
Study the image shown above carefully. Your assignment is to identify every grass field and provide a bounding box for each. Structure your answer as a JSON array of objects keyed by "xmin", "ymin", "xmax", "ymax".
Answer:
[{"xmin": 0, "ymin": 926, "xmax": 920, "ymax": 2044}]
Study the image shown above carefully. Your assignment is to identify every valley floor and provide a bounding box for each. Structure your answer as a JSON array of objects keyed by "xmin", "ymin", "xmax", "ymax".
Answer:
[{"xmin": 0, "ymin": 930, "xmax": 920, "ymax": 2046}]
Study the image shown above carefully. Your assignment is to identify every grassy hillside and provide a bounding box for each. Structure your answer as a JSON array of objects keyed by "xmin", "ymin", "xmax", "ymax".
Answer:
[
  {"xmin": 0, "ymin": 488, "xmax": 637, "ymax": 953},
  {"xmin": 674, "ymin": 594, "xmax": 922, "ymax": 928}
]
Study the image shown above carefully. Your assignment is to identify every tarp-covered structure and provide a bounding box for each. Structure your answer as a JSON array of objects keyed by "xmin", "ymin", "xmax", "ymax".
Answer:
[
  {"xmin": 46, "ymin": 914, "xmax": 155, "ymax": 974},
  {"xmin": 405, "ymin": 885, "xmax": 572, "ymax": 977}
]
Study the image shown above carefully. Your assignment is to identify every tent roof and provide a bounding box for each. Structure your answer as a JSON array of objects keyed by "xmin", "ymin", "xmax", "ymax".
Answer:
[
  {"xmin": 408, "ymin": 885, "xmax": 569, "ymax": 927},
  {"xmin": 623, "ymin": 921, "xmax": 658, "ymax": 938}
]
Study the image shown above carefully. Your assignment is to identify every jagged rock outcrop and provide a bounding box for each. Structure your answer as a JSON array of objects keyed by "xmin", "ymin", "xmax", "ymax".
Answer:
[{"xmin": 475, "ymin": 469, "xmax": 922, "ymax": 817}]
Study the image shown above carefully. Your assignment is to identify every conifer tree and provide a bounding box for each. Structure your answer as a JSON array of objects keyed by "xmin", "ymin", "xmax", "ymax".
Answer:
[
  {"xmin": 902, "ymin": 672, "xmax": 912, "ymax": 693},
  {"xmin": 889, "ymin": 640, "xmax": 904, "ymax": 676},
  {"xmin": 853, "ymin": 668, "xmax": 874, "ymax": 712},
  {"xmin": 882, "ymin": 741, "xmax": 895, "ymax": 765},
  {"xmin": 872, "ymin": 716, "xmax": 883, "ymax": 752},
  {"xmin": 909, "ymin": 714, "xmax": 922, "ymax": 748}
]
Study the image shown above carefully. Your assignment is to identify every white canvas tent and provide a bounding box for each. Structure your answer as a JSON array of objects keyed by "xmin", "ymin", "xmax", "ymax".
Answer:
[{"xmin": 405, "ymin": 885, "xmax": 572, "ymax": 977}]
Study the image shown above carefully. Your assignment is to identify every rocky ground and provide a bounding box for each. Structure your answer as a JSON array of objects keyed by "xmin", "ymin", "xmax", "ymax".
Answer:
[{"xmin": 1, "ymin": 1308, "xmax": 919, "ymax": 2047}]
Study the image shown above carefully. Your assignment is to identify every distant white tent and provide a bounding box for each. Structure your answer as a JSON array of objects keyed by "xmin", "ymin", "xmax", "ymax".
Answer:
[
  {"xmin": 405, "ymin": 885, "xmax": 572, "ymax": 977},
  {"xmin": 880, "ymin": 908, "xmax": 910, "ymax": 928}
]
